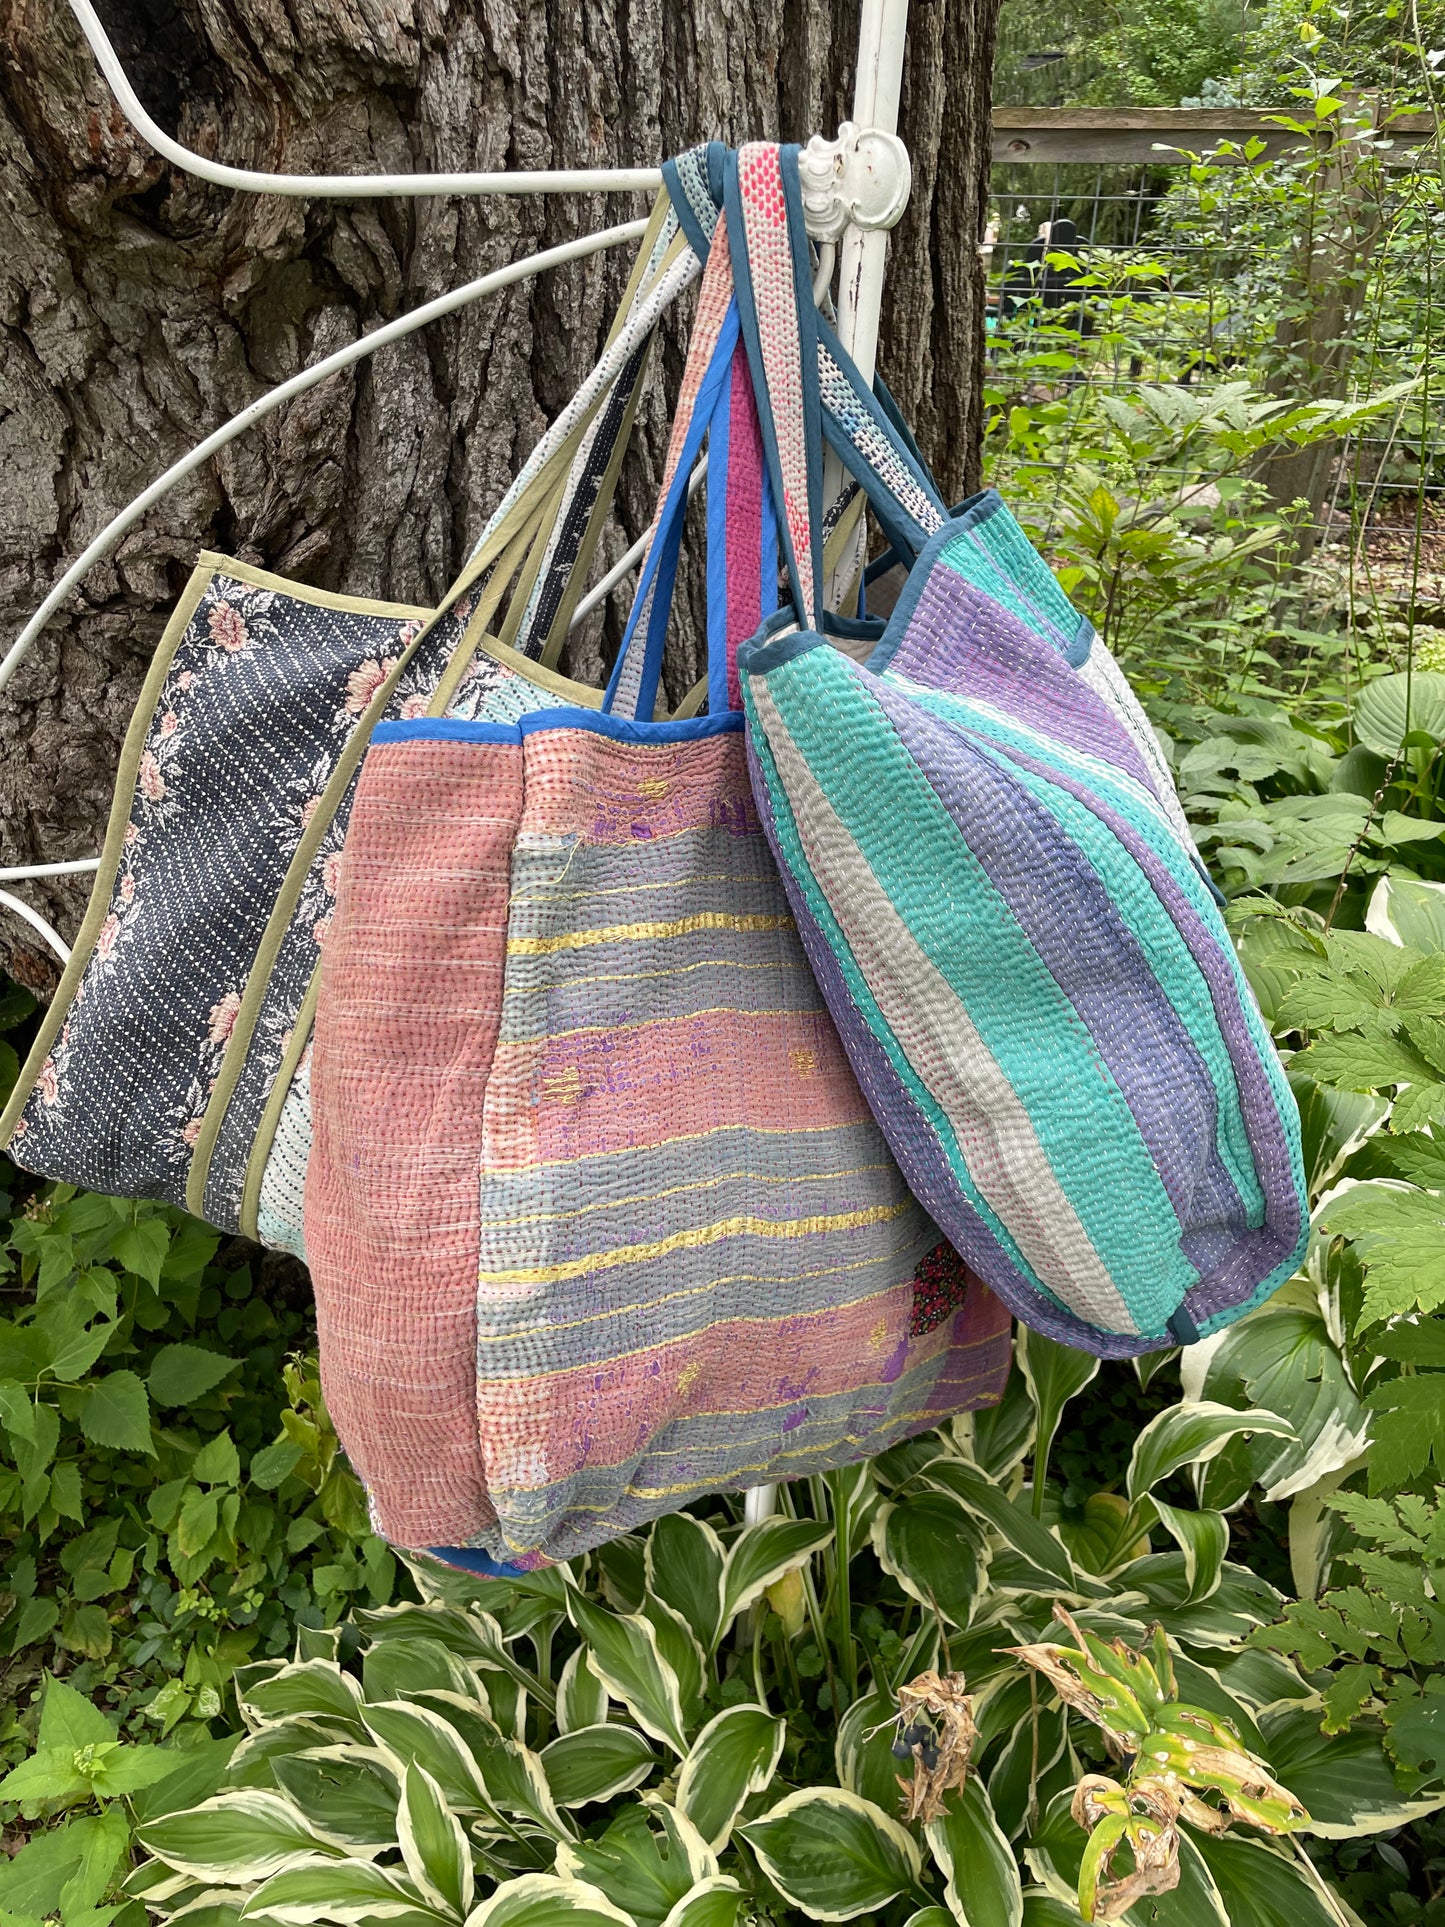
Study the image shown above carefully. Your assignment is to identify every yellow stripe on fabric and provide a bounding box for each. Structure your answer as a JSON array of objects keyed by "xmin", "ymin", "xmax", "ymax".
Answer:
[
  {"xmin": 506, "ymin": 911, "xmax": 794, "ymax": 956},
  {"xmin": 477, "ymin": 1199, "xmax": 914, "ymax": 1286},
  {"xmin": 478, "ymin": 1157, "xmax": 900, "ymax": 1230},
  {"xmin": 477, "ymin": 1241, "xmax": 919, "ymax": 1345},
  {"xmin": 493, "ymin": 1000, "xmax": 821, "ymax": 1043}
]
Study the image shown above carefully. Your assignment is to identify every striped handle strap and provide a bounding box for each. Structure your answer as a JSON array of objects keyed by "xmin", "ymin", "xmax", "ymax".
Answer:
[
  {"xmin": 726, "ymin": 143, "xmax": 951, "ymax": 624},
  {"xmin": 605, "ymin": 211, "xmax": 776, "ymax": 722}
]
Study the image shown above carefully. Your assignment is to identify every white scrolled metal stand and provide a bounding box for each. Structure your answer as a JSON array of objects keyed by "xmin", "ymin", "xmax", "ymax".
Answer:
[{"xmin": 4, "ymin": 0, "xmax": 914, "ymax": 1525}]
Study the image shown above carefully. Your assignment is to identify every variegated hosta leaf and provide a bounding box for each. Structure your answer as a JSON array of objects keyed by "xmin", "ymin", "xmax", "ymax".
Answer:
[
  {"xmin": 236, "ymin": 1852, "xmax": 422, "ymax": 1925},
  {"xmin": 565, "ymin": 1592, "xmax": 689, "ymax": 1755},
  {"xmin": 739, "ymin": 1787, "xmax": 924, "ymax": 1923},
  {"xmin": 137, "ymin": 1789, "xmax": 349, "ymax": 1882},
  {"xmin": 871, "ymin": 1493, "xmax": 989, "ymax": 1629},
  {"xmin": 399, "ymin": 1762, "xmax": 474, "ymax": 1918},
  {"xmin": 363, "ymin": 1635, "xmax": 489, "ymax": 1709},
  {"xmin": 270, "ymin": 1744, "xmax": 402, "ymax": 1847},
  {"xmin": 354, "ymin": 1604, "xmax": 513, "ymax": 1670},
  {"xmin": 641, "ymin": 1593, "xmax": 708, "ymax": 1723},
  {"xmin": 241, "ymin": 1662, "xmax": 367, "ymax": 1736},
  {"xmin": 1150, "ymin": 1502, "xmax": 1229, "ymax": 1606},
  {"xmin": 463, "ymin": 1872, "xmax": 635, "ymax": 1925},
  {"xmin": 1126, "ymin": 1404, "xmax": 1296, "ymax": 1508},
  {"xmin": 1018, "ymin": 1327, "xmax": 1100, "ymax": 1491},
  {"xmin": 540, "ymin": 1724, "xmax": 658, "ymax": 1808},
  {"xmin": 645, "ymin": 1513, "xmax": 727, "ymax": 1655},
  {"xmin": 925, "ymin": 1776, "xmax": 1023, "ymax": 1927},
  {"xmin": 658, "ymin": 1875, "xmax": 744, "ymax": 1927},
  {"xmin": 555, "ymin": 1647, "xmax": 609, "ymax": 1736},
  {"xmin": 361, "ymin": 1701, "xmax": 492, "ymax": 1817},
  {"xmin": 716, "ymin": 1517, "xmax": 834, "ymax": 1641},
  {"xmin": 556, "ymin": 1801, "xmax": 716, "ymax": 1924},
  {"xmin": 923, "ymin": 1462, "xmax": 1103, "ymax": 1602},
  {"xmin": 409, "ymin": 1694, "xmax": 570, "ymax": 1839},
  {"xmin": 675, "ymin": 1704, "xmax": 786, "ymax": 1849}
]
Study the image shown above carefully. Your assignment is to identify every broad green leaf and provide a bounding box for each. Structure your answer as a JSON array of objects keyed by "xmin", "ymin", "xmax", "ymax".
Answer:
[
  {"xmin": 414, "ymin": 1694, "xmax": 567, "ymax": 1838},
  {"xmin": 1320, "ymin": 1186, "xmax": 1445, "ymax": 1328},
  {"xmin": 541, "ymin": 1723, "xmax": 657, "ymax": 1808},
  {"xmin": 175, "ymin": 1486, "xmax": 218, "ymax": 1557},
  {"xmin": 926, "ymin": 1779, "xmax": 1022, "ymax": 1927},
  {"xmin": 740, "ymin": 1788, "xmax": 924, "ymax": 1923},
  {"xmin": 398, "ymin": 1762, "xmax": 472, "ymax": 1918},
  {"xmin": 566, "ymin": 1592, "xmax": 689, "ymax": 1755},
  {"xmin": 89, "ymin": 1743, "xmax": 195, "ymax": 1795},
  {"xmin": 8, "ymin": 1595, "xmax": 57, "ymax": 1653},
  {"xmin": 1365, "ymin": 1374, "xmax": 1445, "ymax": 1492},
  {"xmin": 38, "ymin": 1675, "xmax": 114, "ymax": 1751},
  {"xmin": 0, "ymin": 1382, "xmax": 35, "ymax": 1445},
  {"xmin": 836, "ymin": 1685, "xmax": 911, "ymax": 1812},
  {"xmin": 0, "ymin": 1815, "xmax": 93, "ymax": 1916},
  {"xmin": 557, "ymin": 1802, "xmax": 716, "ymax": 1927},
  {"xmin": 871, "ymin": 1493, "xmax": 988, "ymax": 1628},
  {"xmin": 556, "ymin": 1646, "xmax": 609, "ymax": 1735},
  {"xmin": 1294, "ymin": 1030, "xmax": 1435, "ymax": 1091},
  {"xmin": 76, "ymin": 1372, "xmax": 153, "ymax": 1454},
  {"xmin": 0, "ymin": 1745, "xmax": 91, "ymax": 1802},
  {"xmin": 1353, "ymin": 671, "xmax": 1445, "ymax": 755},
  {"xmin": 56, "ymin": 1799, "xmax": 128, "ymax": 1919},
  {"xmin": 192, "ymin": 1429, "xmax": 241, "ymax": 1486},
  {"xmin": 138, "ymin": 1790, "xmax": 346, "ymax": 1880},
  {"xmin": 239, "ymin": 1853, "xmax": 421, "ymax": 1924},
  {"xmin": 244, "ymin": 1662, "xmax": 366, "ymax": 1734},
  {"xmin": 646, "ymin": 1513, "xmax": 727, "ymax": 1655},
  {"xmin": 1019, "ymin": 1896, "xmax": 1083, "ymax": 1925},
  {"xmin": 249, "ymin": 1441, "xmax": 304, "ymax": 1490},
  {"xmin": 1127, "ymin": 1402, "xmax": 1295, "ymax": 1503},
  {"xmin": 361, "ymin": 1700, "xmax": 490, "ymax": 1815},
  {"xmin": 676, "ymin": 1704, "xmax": 786, "ymax": 1849},
  {"xmin": 1018, "ymin": 1328, "xmax": 1099, "ymax": 1492},
  {"xmin": 362, "ymin": 1636, "xmax": 484, "ymax": 1707},
  {"xmin": 148, "ymin": 1346, "xmax": 242, "ymax": 1407},
  {"xmin": 642, "ymin": 1594, "xmax": 707, "ymax": 1724},
  {"xmin": 109, "ymin": 1217, "xmax": 170, "ymax": 1287},
  {"xmin": 717, "ymin": 1517, "xmax": 834, "ymax": 1638},
  {"xmin": 128, "ymin": 1736, "xmax": 238, "ymax": 1825},
  {"xmin": 1368, "ymin": 874, "xmax": 1445, "ymax": 953},
  {"xmin": 924, "ymin": 1460, "xmax": 1097, "ymax": 1598},
  {"xmin": 1151, "ymin": 1501, "xmax": 1229, "ymax": 1604},
  {"xmin": 904, "ymin": 1913, "xmax": 956, "ymax": 1927},
  {"xmin": 464, "ymin": 1874, "xmax": 635, "ymax": 1925},
  {"xmin": 1191, "ymin": 1830, "xmax": 1357, "ymax": 1925},
  {"xmin": 270, "ymin": 1750, "xmax": 400, "ymax": 1847},
  {"xmin": 987, "ymin": 1704, "xmax": 1069, "ymax": 1841},
  {"xmin": 1260, "ymin": 1708, "xmax": 1445, "ymax": 1836},
  {"xmin": 659, "ymin": 1877, "xmax": 743, "ymax": 1927}
]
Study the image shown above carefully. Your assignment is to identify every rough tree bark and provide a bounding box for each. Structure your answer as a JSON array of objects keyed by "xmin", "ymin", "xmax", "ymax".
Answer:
[{"xmin": 0, "ymin": 0, "xmax": 999, "ymax": 992}]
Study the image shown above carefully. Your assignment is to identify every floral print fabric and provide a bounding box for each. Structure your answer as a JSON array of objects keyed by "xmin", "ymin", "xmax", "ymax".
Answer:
[{"xmin": 10, "ymin": 567, "xmax": 468, "ymax": 1226}]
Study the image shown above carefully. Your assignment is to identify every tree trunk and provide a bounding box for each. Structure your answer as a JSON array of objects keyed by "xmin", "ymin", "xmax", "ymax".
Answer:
[{"xmin": 0, "ymin": 0, "xmax": 998, "ymax": 993}]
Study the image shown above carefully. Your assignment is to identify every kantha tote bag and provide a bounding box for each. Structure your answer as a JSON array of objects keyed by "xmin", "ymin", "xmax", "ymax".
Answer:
[
  {"xmin": 721, "ymin": 143, "xmax": 1308, "ymax": 1360},
  {"xmin": 304, "ymin": 196, "xmax": 1012, "ymax": 1568},
  {"xmin": 0, "ymin": 187, "xmax": 705, "ymax": 1238}
]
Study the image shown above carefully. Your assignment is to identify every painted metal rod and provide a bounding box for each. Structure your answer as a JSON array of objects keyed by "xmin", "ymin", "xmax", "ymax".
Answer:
[
  {"xmin": 0, "ymin": 860, "xmax": 100, "ymax": 882},
  {"xmin": 0, "ymin": 219, "xmax": 648, "ymax": 698},
  {"xmin": 70, "ymin": 0, "xmax": 662, "ymax": 201},
  {"xmin": 0, "ymin": 893, "xmax": 71, "ymax": 965}
]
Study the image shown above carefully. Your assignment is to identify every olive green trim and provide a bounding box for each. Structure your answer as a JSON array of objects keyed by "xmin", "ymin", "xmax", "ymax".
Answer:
[
  {"xmin": 0, "ymin": 562, "xmax": 217, "ymax": 1155},
  {"xmin": 426, "ymin": 506, "xmax": 552, "ymax": 716},
  {"xmin": 193, "ymin": 553, "xmax": 433, "ymax": 620},
  {"xmin": 238, "ymin": 965, "xmax": 321, "ymax": 1243},
  {"xmin": 672, "ymin": 675, "xmax": 709, "ymax": 719},
  {"xmin": 472, "ymin": 631, "xmax": 606, "ymax": 707}
]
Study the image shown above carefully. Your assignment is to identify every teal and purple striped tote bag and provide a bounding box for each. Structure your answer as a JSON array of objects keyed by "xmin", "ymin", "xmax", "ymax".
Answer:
[{"xmin": 728, "ymin": 143, "xmax": 1308, "ymax": 1357}]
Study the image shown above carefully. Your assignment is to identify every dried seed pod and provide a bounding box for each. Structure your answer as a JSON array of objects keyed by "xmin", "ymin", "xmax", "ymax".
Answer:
[{"xmin": 892, "ymin": 1669, "xmax": 978, "ymax": 1825}]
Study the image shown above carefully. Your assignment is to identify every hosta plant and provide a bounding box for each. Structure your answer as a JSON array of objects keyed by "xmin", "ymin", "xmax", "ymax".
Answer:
[{"xmin": 91, "ymin": 1379, "xmax": 1441, "ymax": 1927}]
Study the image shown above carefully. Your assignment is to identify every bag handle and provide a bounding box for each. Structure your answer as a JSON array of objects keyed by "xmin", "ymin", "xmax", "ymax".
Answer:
[
  {"xmin": 724, "ymin": 143, "xmax": 950, "ymax": 628},
  {"xmin": 603, "ymin": 210, "xmax": 776, "ymax": 722}
]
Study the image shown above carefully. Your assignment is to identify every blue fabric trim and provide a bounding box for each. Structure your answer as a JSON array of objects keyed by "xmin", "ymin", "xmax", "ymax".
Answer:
[
  {"xmin": 661, "ymin": 153, "xmax": 713, "ymax": 263},
  {"xmin": 426, "ymin": 1546, "xmax": 527, "ymax": 1579},
  {"xmin": 527, "ymin": 706, "xmax": 743, "ymax": 742},
  {"xmin": 736, "ymin": 627, "xmax": 828, "ymax": 676},
  {"xmin": 760, "ymin": 459, "xmax": 780, "ymax": 622},
  {"xmin": 706, "ymin": 352, "xmax": 733, "ymax": 716},
  {"xmin": 603, "ymin": 299, "xmax": 742, "ymax": 719},
  {"xmin": 372, "ymin": 718, "xmax": 521, "ymax": 745}
]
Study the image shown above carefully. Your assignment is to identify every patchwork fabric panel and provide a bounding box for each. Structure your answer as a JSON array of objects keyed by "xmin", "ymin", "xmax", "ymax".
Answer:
[{"xmin": 327, "ymin": 720, "xmax": 1009, "ymax": 1564}]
